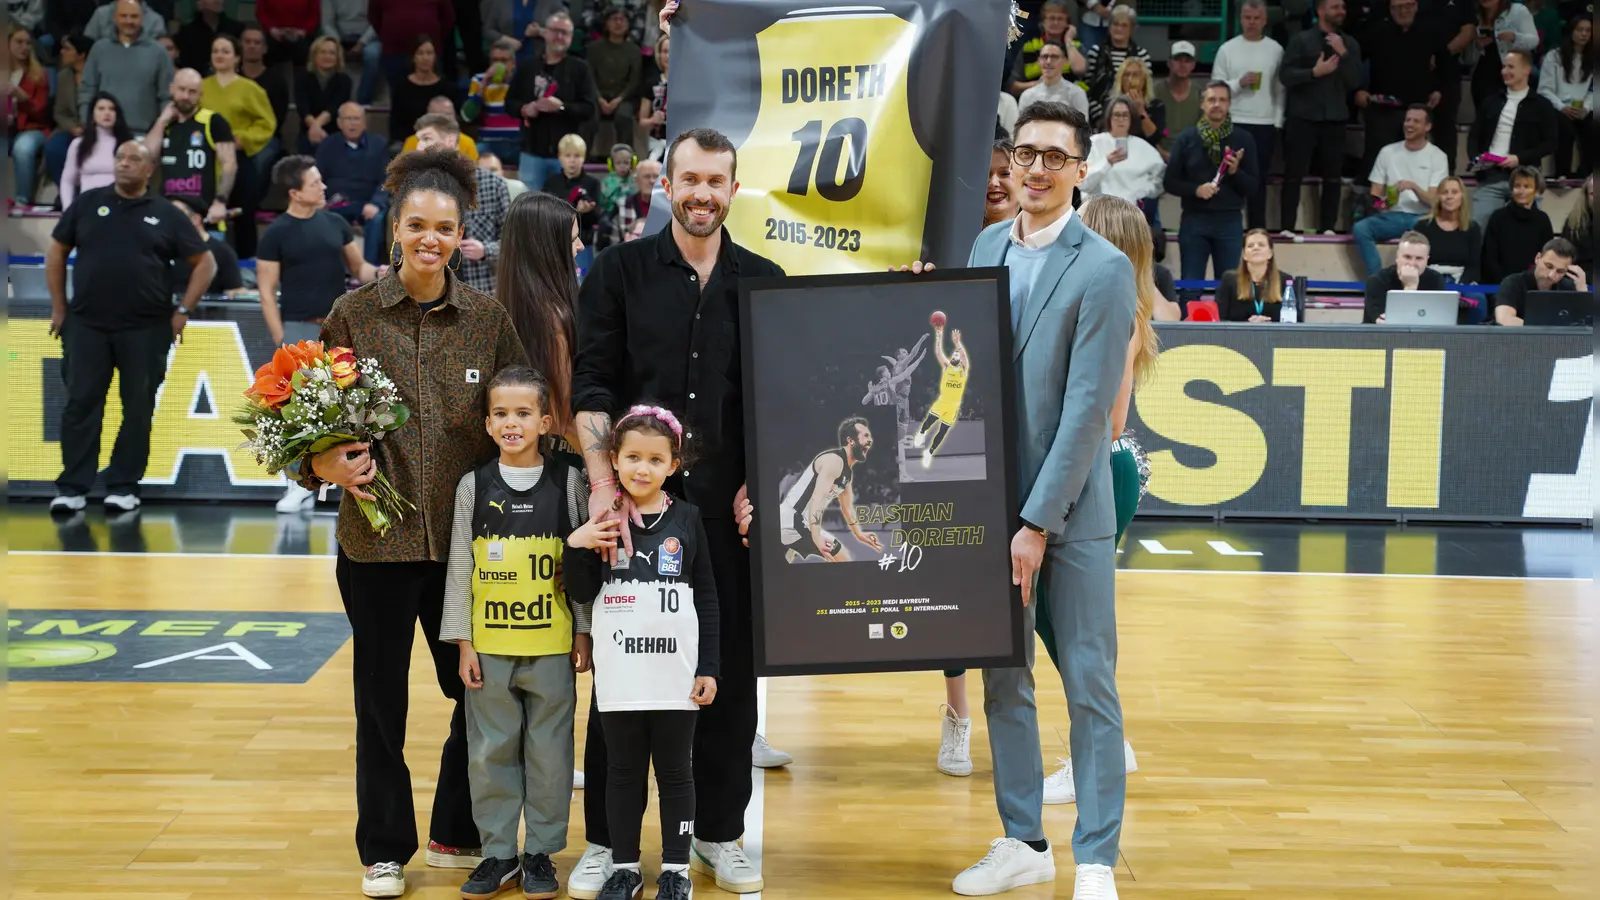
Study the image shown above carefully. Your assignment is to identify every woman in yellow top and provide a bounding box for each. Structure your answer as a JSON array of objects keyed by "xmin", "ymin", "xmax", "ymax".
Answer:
[
  {"xmin": 911, "ymin": 321, "xmax": 968, "ymax": 469},
  {"xmin": 202, "ymin": 34, "xmax": 278, "ymax": 258}
]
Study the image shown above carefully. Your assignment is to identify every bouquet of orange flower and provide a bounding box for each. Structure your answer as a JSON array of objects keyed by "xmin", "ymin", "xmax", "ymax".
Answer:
[{"xmin": 236, "ymin": 341, "xmax": 414, "ymax": 534}]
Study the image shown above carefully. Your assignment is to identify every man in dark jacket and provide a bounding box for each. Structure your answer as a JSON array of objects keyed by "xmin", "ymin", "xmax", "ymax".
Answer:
[
  {"xmin": 505, "ymin": 10, "xmax": 598, "ymax": 192},
  {"xmin": 1362, "ymin": 229, "xmax": 1449, "ymax": 322},
  {"xmin": 314, "ymin": 102, "xmax": 389, "ymax": 264},
  {"xmin": 1356, "ymin": 0, "xmax": 1445, "ymax": 183},
  {"xmin": 1467, "ymin": 49, "xmax": 1558, "ymax": 227},
  {"xmin": 1278, "ymin": 0, "xmax": 1363, "ymax": 235},
  {"xmin": 1164, "ymin": 81, "xmax": 1260, "ymax": 292}
]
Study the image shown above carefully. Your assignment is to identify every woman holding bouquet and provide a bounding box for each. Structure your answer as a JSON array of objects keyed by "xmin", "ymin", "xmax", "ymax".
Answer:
[{"xmin": 301, "ymin": 148, "xmax": 528, "ymax": 900}]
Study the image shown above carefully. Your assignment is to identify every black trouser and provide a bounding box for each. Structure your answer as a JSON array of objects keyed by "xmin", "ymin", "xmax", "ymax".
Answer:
[
  {"xmin": 453, "ymin": 0, "xmax": 486, "ymax": 75},
  {"xmin": 600, "ymin": 710, "xmax": 698, "ymax": 865},
  {"xmin": 1281, "ymin": 118, "xmax": 1346, "ymax": 233},
  {"xmin": 56, "ymin": 316, "xmax": 172, "ymax": 497},
  {"xmin": 231, "ymin": 147, "xmax": 264, "ymax": 260},
  {"xmin": 336, "ymin": 549, "xmax": 479, "ymax": 866},
  {"xmin": 585, "ymin": 516, "xmax": 757, "ymax": 845},
  {"xmin": 1361, "ymin": 105, "xmax": 1406, "ymax": 186},
  {"xmin": 1554, "ymin": 110, "xmax": 1593, "ymax": 177},
  {"xmin": 1433, "ymin": 75, "xmax": 1462, "ymax": 175},
  {"xmin": 1236, "ymin": 123, "xmax": 1277, "ymax": 230}
]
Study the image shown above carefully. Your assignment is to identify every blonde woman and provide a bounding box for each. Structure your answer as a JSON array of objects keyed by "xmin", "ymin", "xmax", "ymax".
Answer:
[
  {"xmin": 1413, "ymin": 175, "xmax": 1483, "ymax": 286},
  {"xmin": 1113, "ymin": 57, "xmax": 1165, "ymax": 146},
  {"xmin": 296, "ymin": 35, "xmax": 354, "ymax": 152}
]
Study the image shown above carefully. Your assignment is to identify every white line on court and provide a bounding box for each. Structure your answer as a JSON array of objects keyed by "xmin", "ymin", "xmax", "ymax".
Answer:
[{"xmin": 743, "ymin": 677, "xmax": 768, "ymax": 900}]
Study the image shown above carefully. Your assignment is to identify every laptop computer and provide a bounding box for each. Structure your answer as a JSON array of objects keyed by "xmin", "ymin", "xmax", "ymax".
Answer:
[
  {"xmin": 1386, "ymin": 290, "xmax": 1460, "ymax": 325},
  {"xmin": 1524, "ymin": 290, "xmax": 1594, "ymax": 327}
]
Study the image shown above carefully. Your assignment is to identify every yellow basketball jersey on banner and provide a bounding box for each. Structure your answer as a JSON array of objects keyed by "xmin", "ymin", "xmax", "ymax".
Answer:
[
  {"xmin": 725, "ymin": 8, "xmax": 933, "ymax": 275},
  {"xmin": 470, "ymin": 534, "xmax": 574, "ymax": 656},
  {"xmin": 929, "ymin": 363, "xmax": 967, "ymax": 423}
]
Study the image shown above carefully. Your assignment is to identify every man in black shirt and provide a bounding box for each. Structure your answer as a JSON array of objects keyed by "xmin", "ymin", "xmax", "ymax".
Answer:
[
  {"xmin": 505, "ymin": 10, "xmax": 598, "ymax": 193},
  {"xmin": 256, "ymin": 154, "xmax": 377, "ymax": 347},
  {"xmin": 1279, "ymin": 0, "xmax": 1363, "ymax": 235},
  {"xmin": 1494, "ymin": 238, "xmax": 1587, "ymax": 326},
  {"xmin": 45, "ymin": 140, "xmax": 215, "ymax": 514},
  {"xmin": 146, "ymin": 68, "xmax": 238, "ymax": 239},
  {"xmin": 571, "ymin": 128, "xmax": 783, "ymax": 896},
  {"xmin": 170, "ymin": 195, "xmax": 245, "ymax": 297},
  {"xmin": 1363, "ymin": 229, "xmax": 1448, "ymax": 322}
]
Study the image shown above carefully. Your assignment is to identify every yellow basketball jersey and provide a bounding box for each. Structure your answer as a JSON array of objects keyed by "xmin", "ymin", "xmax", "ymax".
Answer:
[
  {"xmin": 929, "ymin": 363, "xmax": 968, "ymax": 423},
  {"xmin": 471, "ymin": 533, "xmax": 573, "ymax": 656},
  {"xmin": 724, "ymin": 8, "xmax": 934, "ymax": 275}
]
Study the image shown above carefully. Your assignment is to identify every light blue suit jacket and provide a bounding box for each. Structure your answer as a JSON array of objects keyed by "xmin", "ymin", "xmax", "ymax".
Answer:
[{"xmin": 969, "ymin": 213, "xmax": 1136, "ymax": 543}]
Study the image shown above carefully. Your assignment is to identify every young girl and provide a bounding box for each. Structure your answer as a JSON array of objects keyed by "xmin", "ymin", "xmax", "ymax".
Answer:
[
  {"xmin": 441, "ymin": 365, "xmax": 593, "ymax": 900},
  {"xmin": 567, "ymin": 405, "xmax": 719, "ymax": 900}
]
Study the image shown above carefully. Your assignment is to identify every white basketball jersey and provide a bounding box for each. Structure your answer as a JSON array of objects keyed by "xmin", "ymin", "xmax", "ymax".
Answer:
[{"xmin": 591, "ymin": 505, "xmax": 703, "ymax": 712}]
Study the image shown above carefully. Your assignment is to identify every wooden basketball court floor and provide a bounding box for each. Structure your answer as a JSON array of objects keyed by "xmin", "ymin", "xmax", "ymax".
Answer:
[{"xmin": 9, "ymin": 551, "xmax": 1596, "ymax": 899}]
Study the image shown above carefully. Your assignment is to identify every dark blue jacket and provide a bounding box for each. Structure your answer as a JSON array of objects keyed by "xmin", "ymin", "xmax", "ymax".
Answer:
[
  {"xmin": 1163, "ymin": 125, "xmax": 1260, "ymax": 214},
  {"xmin": 314, "ymin": 131, "xmax": 389, "ymax": 209}
]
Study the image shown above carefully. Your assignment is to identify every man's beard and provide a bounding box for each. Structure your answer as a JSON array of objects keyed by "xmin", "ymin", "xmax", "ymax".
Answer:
[
  {"xmin": 672, "ymin": 195, "xmax": 726, "ymax": 237},
  {"xmin": 175, "ymin": 99, "xmax": 198, "ymax": 116},
  {"xmin": 852, "ymin": 442, "xmax": 871, "ymax": 462}
]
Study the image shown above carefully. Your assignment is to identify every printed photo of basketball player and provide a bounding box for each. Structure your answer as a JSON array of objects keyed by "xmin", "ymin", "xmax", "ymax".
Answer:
[
  {"xmin": 901, "ymin": 312, "xmax": 988, "ymax": 483},
  {"xmin": 778, "ymin": 416, "xmax": 886, "ymax": 563}
]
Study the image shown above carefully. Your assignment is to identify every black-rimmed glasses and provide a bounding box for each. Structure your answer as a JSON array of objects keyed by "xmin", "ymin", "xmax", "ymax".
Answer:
[{"xmin": 1012, "ymin": 146, "xmax": 1083, "ymax": 171}]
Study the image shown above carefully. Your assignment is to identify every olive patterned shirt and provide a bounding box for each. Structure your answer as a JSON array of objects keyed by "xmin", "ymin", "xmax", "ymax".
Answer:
[{"xmin": 311, "ymin": 270, "xmax": 527, "ymax": 563}]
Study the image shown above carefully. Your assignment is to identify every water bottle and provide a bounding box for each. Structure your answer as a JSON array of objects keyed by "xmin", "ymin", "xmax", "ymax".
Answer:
[{"xmin": 1280, "ymin": 277, "xmax": 1299, "ymax": 323}]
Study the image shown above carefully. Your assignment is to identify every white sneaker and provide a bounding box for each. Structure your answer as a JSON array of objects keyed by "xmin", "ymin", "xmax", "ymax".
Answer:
[
  {"xmin": 912, "ymin": 430, "xmax": 926, "ymax": 449},
  {"xmin": 690, "ymin": 839, "xmax": 763, "ymax": 893},
  {"xmin": 1044, "ymin": 742, "xmax": 1139, "ymax": 805},
  {"xmin": 103, "ymin": 493, "xmax": 140, "ymax": 512},
  {"xmin": 276, "ymin": 481, "xmax": 316, "ymax": 513},
  {"xmin": 751, "ymin": 733, "xmax": 792, "ymax": 769},
  {"xmin": 567, "ymin": 843, "xmax": 613, "ymax": 899},
  {"xmin": 921, "ymin": 448, "xmax": 933, "ymax": 469},
  {"xmin": 937, "ymin": 704, "xmax": 973, "ymax": 777},
  {"xmin": 361, "ymin": 862, "xmax": 405, "ymax": 898},
  {"xmin": 49, "ymin": 494, "xmax": 87, "ymax": 513},
  {"xmin": 1073, "ymin": 863, "xmax": 1119, "ymax": 900},
  {"xmin": 574, "ymin": 768, "xmax": 585, "ymax": 790},
  {"xmin": 951, "ymin": 837, "xmax": 1056, "ymax": 896}
]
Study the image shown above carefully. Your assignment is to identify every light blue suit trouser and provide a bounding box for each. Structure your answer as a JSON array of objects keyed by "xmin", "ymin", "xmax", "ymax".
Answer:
[{"xmin": 982, "ymin": 535, "xmax": 1124, "ymax": 866}]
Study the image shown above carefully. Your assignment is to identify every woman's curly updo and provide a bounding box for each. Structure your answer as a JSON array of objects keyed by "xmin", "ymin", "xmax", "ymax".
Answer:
[{"xmin": 383, "ymin": 148, "xmax": 478, "ymax": 217}]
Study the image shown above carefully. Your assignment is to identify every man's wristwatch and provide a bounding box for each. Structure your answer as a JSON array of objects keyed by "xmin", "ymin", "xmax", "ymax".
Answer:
[
  {"xmin": 174, "ymin": 305, "xmax": 193, "ymax": 317},
  {"xmin": 1021, "ymin": 518, "xmax": 1048, "ymax": 538}
]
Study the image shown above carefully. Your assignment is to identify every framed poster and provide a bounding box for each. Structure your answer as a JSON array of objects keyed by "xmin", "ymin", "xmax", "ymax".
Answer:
[{"xmin": 739, "ymin": 269, "xmax": 1025, "ymax": 676}]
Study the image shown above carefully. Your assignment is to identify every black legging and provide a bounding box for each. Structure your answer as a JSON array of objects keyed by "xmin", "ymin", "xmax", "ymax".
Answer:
[
  {"xmin": 600, "ymin": 709, "xmax": 698, "ymax": 865},
  {"xmin": 917, "ymin": 415, "xmax": 952, "ymax": 454}
]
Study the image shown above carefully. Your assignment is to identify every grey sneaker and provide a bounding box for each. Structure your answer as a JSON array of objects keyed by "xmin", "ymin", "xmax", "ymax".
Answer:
[
  {"xmin": 656, "ymin": 869, "xmax": 694, "ymax": 900},
  {"xmin": 596, "ymin": 868, "xmax": 643, "ymax": 900},
  {"xmin": 460, "ymin": 857, "xmax": 519, "ymax": 900},
  {"xmin": 520, "ymin": 852, "xmax": 559, "ymax": 899},
  {"xmin": 103, "ymin": 493, "xmax": 141, "ymax": 512}
]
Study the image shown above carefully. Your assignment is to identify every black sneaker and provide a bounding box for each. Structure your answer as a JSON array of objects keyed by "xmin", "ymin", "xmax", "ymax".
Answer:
[
  {"xmin": 520, "ymin": 852, "xmax": 559, "ymax": 899},
  {"xmin": 596, "ymin": 867, "xmax": 643, "ymax": 900},
  {"xmin": 460, "ymin": 857, "xmax": 520, "ymax": 900},
  {"xmin": 656, "ymin": 869, "xmax": 693, "ymax": 899}
]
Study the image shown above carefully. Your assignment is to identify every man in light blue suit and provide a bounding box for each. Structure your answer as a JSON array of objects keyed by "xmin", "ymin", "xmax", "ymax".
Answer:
[{"xmin": 904, "ymin": 101, "xmax": 1136, "ymax": 900}]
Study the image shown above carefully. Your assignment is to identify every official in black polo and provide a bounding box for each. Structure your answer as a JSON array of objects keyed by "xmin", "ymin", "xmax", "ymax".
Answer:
[
  {"xmin": 46, "ymin": 140, "xmax": 216, "ymax": 515},
  {"xmin": 571, "ymin": 127, "xmax": 783, "ymax": 895}
]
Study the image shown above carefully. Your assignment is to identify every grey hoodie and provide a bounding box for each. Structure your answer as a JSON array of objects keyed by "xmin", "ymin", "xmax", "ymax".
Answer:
[{"xmin": 80, "ymin": 35, "xmax": 173, "ymax": 133}]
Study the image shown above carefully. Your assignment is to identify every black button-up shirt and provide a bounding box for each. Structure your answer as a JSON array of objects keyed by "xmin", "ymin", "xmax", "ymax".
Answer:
[{"xmin": 573, "ymin": 225, "xmax": 785, "ymax": 519}]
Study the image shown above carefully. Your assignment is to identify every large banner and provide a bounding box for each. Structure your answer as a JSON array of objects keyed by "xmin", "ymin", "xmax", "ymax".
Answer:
[
  {"xmin": 740, "ymin": 271, "xmax": 1025, "ymax": 675},
  {"xmin": 645, "ymin": 0, "xmax": 1009, "ymax": 273},
  {"xmin": 1131, "ymin": 324, "xmax": 1595, "ymax": 523}
]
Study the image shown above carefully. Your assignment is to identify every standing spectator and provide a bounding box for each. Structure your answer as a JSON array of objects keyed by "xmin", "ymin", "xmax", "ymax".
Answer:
[
  {"xmin": 482, "ymin": 0, "xmax": 562, "ymax": 64},
  {"xmin": 1218, "ymin": 229, "xmax": 1294, "ymax": 322},
  {"xmin": 1213, "ymin": 0, "xmax": 1285, "ymax": 229},
  {"xmin": 1113, "ymin": 58, "xmax": 1166, "ymax": 153},
  {"xmin": 1560, "ymin": 176, "xmax": 1592, "ymax": 272},
  {"xmin": 463, "ymin": 38, "xmax": 520, "ymax": 161},
  {"xmin": 1524, "ymin": 0, "xmax": 1562, "ymax": 50},
  {"xmin": 371, "ymin": 0, "xmax": 456, "ymax": 90},
  {"xmin": 1467, "ymin": 49, "xmax": 1556, "ymax": 226},
  {"xmin": 1362, "ymin": 230, "xmax": 1448, "ymax": 322},
  {"xmin": 80, "ymin": 0, "xmax": 173, "ymax": 134},
  {"xmin": 316, "ymin": 102, "xmax": 390, "ymax": 264},
  {"xmin": 239, "ymin": 25, "xmax": 291, "ymax": 139},
  {"xmin": 1419, "ymin": 0, "xmax": 1476, "ymax": 174},
  {"xmin": 8, "ymin": 26, "xmax": 51, "ymax": 210},
  {"xmin": 1480, "ymin": 166, "xmax": 1554, "ymax": 284},
  {"xmin": 1413, "ymin": 175, "xmax": 1482, "ymax": 286},
  {"xmin": 1468, "ymin": 0, "xmax": 1537, "ymax": 111},
  {"xmin": 256, "ymin": 0, "xmax": 318, "ymax": 69},
  {"xmin": 506, "ymin": 11, "xmax": 597, "ymax": 191},
  {"xmin": 1279, "ymin": 0, "xmax": 1362, "ymax": 236},
  {"xmin": 454, "ymin": 0, "xmax": 489, "ymax": 77},
  {"xmin": 62, "ymin": 92, "xmax": 133, "ymax": 208},
  {"xmin": 401, "ymin": 96, "xmax": 480, "ymax": 158},
  {"xmin": 296, "ymin": 36, "xmax": 354, "ymax": 153},
  {"xmin": 636, "ymin": 34, "xmax": 668, "ymax": 159},
  {"xmin": 321, "ymin": 0, "xmax": 383, "ymax": 105},
  {"xmin": 1538, "ymin": 16, "xmax": 1593, "ymax": 179},
  {"xmin": 599, "ymin": 142, "xmax": 636, "ymax": 212},
  {"xmin": 46, "ymin": 33, "xmax": 95, "ymax": 200},
  {"xmin": 588, "ymin": 6, "xmax": 642, "ymax": 154},
  {"xmin": 1493, "ymin": 237, "xmax": 1585, "ymax": 326},
  {"xmin": 479, "ymin": 152, "xmax": 528, "ymax": 200},
  {"xmin": 578, "ymin": 0, "xmax": 651, "ymax": 49},
  {"xmin": 1009, "ymin": 1, "xmax": 1084, "ymax": 94},
  {"xmin": 202, "ymin": 34, "xmax": 278, "ymax": 259},
  {"xmin": 390, "ymin": 38, "xmax": 459, "ymax": 148},
  {"xmin": 174, "ymin": 0, "xmax": 241, "ymax": 73},
  {"xmin": 1152, "ymin": 42, "xmax": 1200, "ymax": 155},
  {"xmin": 1356, "ymin": 0, "xmax": 1443, "ymax": 184},
  {"xmin": 147, "ymin": 68, "xmax": 238, "ymax": 238},
  {"xmin": 169, "ymin": 193, "xmax": 245, "ymax": 297},
  {"xmin": 1353, "ymin": 105, "xmax": 1450, "ymax": 275},
  {"xmin": 84, "ymin": 0, "xmax": 165, "ymax": 43},
  {"xmin": 413, "ymin": 112, "xmax": 510, "ymax": 294},
  {"xmin": 1165, "ymin": 81, "xmax": 1260, "ymax": 287},
  {"xmin": 1081, "ymin": 6, "xmax": 1150, "ymax": 125},
  {"xmin": 542, "ymin": 133, "xmax": 602, "ymax": 270},
  {"xmin": 1083, "ymin": 96, "xmax": 1165, "ymax": 211},
  {"xmin": 1017, "ymin": 39, "xmax": 1089, "ymax": 118},
  {"xmin": 44, "ymin": 140, "xmax": 215, "ymax": 514},
  {"xmin": 1077, "ymin": 0, "xmax": 1112, "ymax": 52}
]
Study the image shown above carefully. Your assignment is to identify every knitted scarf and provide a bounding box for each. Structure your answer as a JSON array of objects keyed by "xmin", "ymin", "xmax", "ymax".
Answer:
[{"xmin": 1198, "ymin": 115, "xmax": 1234, "ymax": 165}]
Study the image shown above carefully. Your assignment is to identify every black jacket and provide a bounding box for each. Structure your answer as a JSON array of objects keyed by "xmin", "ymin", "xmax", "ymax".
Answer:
[
  {"xmin": 505, "ymin": 53, "xmax": 599, "ymax": 158},
  {"xmin": 1362, "ymin": 19, "xmax": 1443, "ymax": 103},
  {"xmin": 1280, "ymin": 26, "xmax": 1364, "ymax": 122},
  {"xmin": 1163, "ymin": 125, "xmax": 1260, "ymax": 214},
  {"xmin": 1481, "ymin": 202, "xmax": 1555, "ymax": 285},
  {"xmin": 1468, "ymin": 90, "xmax": 1558, "ymax": 174}
]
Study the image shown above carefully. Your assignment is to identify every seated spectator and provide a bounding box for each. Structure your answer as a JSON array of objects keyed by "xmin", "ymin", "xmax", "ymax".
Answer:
[
  {"xmin": 401, "ymin": 96, "xmax": 480, "ymax": 158},
  {"xmin": 1164, "ymin": 81, "xmax": 1259, "ymax": 291},
  {"xmin": 1561, "ymin": 176, "xmax": 1592, "ymax": 273},
  {"xmin": 1363, "ymin": 230, "xmax": 1448, "ymax": 323},
  {"xmin": 45, "ymin": 33, "xmax": 96, "ymax": 203},
  {"xmin": 636, "ymin": 33, "xmax": 669, "ymax": 160},
  {"xmin": 1219, "ymin": 229, "xmax": 1294, "ymax": 322},
  {"xmin": 239, "ymin": 25, "xmax": 291, "ymax": 137},
  {"xmin": 202, "ymin": 33, "xmax": 278, "ymax": 259},
  {"xmin": 321, "ymin": 0, "xmax": 383, "ymax": 105},
  {"xmin": 1083, "ymin": 96, "xmax": 1165, "ymax": 214},
  {"xmin": 604, "ymin": 155, "xmax": 660, "ymax": 247},
  {"xmin": 315, "ymin": 102, "xmax": 389, "ymax": 264},
  {"xmin": 295, "ymin": 36, "xmax": 353, "ymax": 153},
  {"xmin": 371, "ymin": 0, "xmax": 456, "ymax": 89},
  {"xmin": 1494, "ymin": 238, "xmax": 1586, "ymax": 326},
  {"xmin": 983, "ymin": 138, "xmax": 1017, "ymax": 227},
  {"xmin": 62, "ymin": 92, "xmax": 134, "ymax": 209},
  {"xmin": 1152, "ymin": 264, "xmax": 1181, "ymax": 319},
  {"xmin": 1082, "ymin": 5, "xmax": 1150, "ymax": 124},
  {"xmin": 1152, "ymin": 42, "xmax": 1199, "ymax": 157},
  {"xmin": 463, "ymin": 37, "xmax": 520, "ymax": 162},
  {"xmin": 1009, "ymin": 1, "xmax": 1085, "ymax": 95},
  {"xmin": 588, "ymin": 6, "xmax": 642, "ymax": 154},
  {"xmin": 175, "ymin": 0, "xmax": 242, "ymax": 72},
  {"xmin": 1537, "ymin": 15, "xmax": 1593, "ymax": 180},
  {"xmin": 480, "ymin": 152, "xmax": 528, "ymax": 200},
  {"xmin": 169, "ymin": 194, "xmax": 245, "ymax": 296},
  {"xmin": 1468, "ymin": 49, "xmax": 1556, "ymax": 227},
  {"xmin": 1413, "ymin": 176, "xmax": 1482, "ymax": 285},
  {"xmin": 411, "ymin": 112, "xmax": 510, "ymax": 293},
  {"xmin": 599, "ymin": 142, "xmax": 637, "ymax": 212},
  {"xmin": 1018, "ymin": 39, "xmax": 1089, "ymax": 118},
  {"xmin": 256, "ymin": 0, "xmax": 317, "ymax": 69},
  {"xmin": 542, "ymin": 133, "xmax": 602, "ymax": 269},
  {"xmin": 8, "ymin": 25, "xmax": 51, "ymax": 209},
  {"xmin": 84, "ymin": 0, "xmax": 165, "ymax": 43},
  {"xmin": 1353, "ymin": 105, "xmax": 1450, "ymax": 276},
  {"xmin": 1480, "ymin": 166, "xmax": 1553, "ymax": 285},
  {"xmin": 390, "ymin": 36, "xmax": 455, "ymax": 147}
]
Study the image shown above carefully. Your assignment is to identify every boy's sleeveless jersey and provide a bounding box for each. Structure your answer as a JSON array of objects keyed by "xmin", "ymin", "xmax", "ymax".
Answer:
[
  {"xmin": 469, "ymin": 460, "xmax": 574, "ymax": 656},
  {"xmin": 592, "ymin": 503, "xmax": 701, "ymax": 712},
  {"xmin": 723, "ymin": 7, "xmax": 934, "ymax": 275}
]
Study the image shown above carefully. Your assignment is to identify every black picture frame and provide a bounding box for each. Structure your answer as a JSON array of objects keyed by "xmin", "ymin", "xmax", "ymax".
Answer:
[{"xmin": 739, "ymin": 268, "xmax": 1025, "ymax": 676}]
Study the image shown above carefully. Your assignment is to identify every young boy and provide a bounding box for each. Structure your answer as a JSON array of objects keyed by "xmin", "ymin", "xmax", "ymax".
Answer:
[
  {"xmin": 599, "ymin": 142, "xmax": 637, "ymax": 214},
  {"xmin": 442, "ymin": 365, "xmax": 595, "ymax": 900},
  {"xmin": 541, "ymin": 133, "xmax": 604, "ymax": 267}
]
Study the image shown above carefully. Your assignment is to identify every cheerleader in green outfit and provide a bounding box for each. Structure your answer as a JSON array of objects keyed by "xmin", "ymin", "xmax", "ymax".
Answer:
[{"xmin": 936, "ymin": 196, "xmax": 1160, "ymax": 798}]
